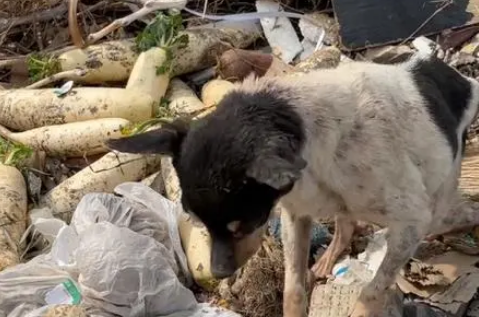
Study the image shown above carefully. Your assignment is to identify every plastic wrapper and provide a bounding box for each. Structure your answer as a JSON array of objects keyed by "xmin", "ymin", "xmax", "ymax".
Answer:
[
  {"xmin": 0, "ymin": 182, "xmax": 238, "ymax": 317},
  {"xmin": 0, "ymin": 253, "xmax": 74, "ymax": 316}
]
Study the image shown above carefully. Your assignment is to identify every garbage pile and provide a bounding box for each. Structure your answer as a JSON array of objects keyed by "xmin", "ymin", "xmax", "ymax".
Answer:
[{"xmin": 2, "ymin": 0, "xmax": 479, "ymax": 316}]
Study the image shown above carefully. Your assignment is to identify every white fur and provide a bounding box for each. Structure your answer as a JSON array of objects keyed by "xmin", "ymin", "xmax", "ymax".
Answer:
[{"xmin": 235, "ymin": 55, "xmax": 479, "ymax": 317}]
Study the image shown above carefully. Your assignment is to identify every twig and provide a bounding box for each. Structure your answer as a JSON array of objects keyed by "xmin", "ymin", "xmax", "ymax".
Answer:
[
  {"xmin": 0, "ymin": 57, "xmax": 23, "ymax": 68},
  {"xmin": 0, "ymin": 2, "xmax": 68, "ymax": 34},
  {"xmin": 85, "ymin": 0, "xmax": 188, "ymax": 45},
  {"xmin": 25, "ymin": 69, "xmax": 88, "ymax": 89},
  {"xmin": 68, "ymin": 0, "xmax": 85, "ymax": 48},
  {"xmin": 399, "ymin": 0, "xmax": 452, "ymax": 45},
  {"xmin": 87, "ymin": 5, "xmax": 157, "ymax": 45}
]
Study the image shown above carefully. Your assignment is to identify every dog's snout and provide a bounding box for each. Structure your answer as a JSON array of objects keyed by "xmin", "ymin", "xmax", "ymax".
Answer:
[
  {"xmin": 211, "ymin": 262, "xmax": 237, "ymax": 279},
  {"xmin": 211, "ymin": 237, "xmax": 237, "ymax": 279}
]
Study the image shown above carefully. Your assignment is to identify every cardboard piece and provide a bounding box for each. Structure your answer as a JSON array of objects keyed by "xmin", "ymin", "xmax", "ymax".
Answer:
[
  {"xmin": 308, "ymin": 283, "xmax": 403, "ymax": 317},
  {"xmin": 396, "ymin": 251, "xmax": 479, "ymax": 315}
]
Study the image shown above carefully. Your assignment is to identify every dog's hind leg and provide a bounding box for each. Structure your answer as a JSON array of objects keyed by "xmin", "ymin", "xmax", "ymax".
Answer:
[
  {"xmin": 350, "ymin": 194, "xmax": 431, "ymax": 317},
  {"xmin": 281, "ymin": 209, "xmax": 312, "ymax": 317},
  {"xmin": 311, "ymin": 216, "xmax": 355, "ymax": 279}
]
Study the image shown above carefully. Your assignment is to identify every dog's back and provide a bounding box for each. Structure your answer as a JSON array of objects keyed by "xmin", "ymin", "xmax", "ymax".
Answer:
[{"xmin": 229, "ymin": 54, "xmax": 479, "ymax": 225}]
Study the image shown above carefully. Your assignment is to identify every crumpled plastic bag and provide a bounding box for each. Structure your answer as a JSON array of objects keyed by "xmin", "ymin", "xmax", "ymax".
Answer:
[
  {"xmin": 0, "ymin": 253, "xmax": 72, "ymax": 316},
  {"xmin": 331, "ymin": 228, "xmax": 388, "ymax": 285},
  {"xmin": 114, "ymin": 182, "xmax": 190, "ymax": 284},
  {"xmin": 0, "ymin": 182, "xmax": 240, "ymax": 317},
  {"xmin": 76, "ymin": 222, "xmax": 197, "ymax": 317}
]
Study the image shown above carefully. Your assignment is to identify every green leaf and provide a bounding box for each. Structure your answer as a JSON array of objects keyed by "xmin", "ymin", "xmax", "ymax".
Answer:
[{"xmin": 0, "ymin": 137, "xmax": 33, "ymax": 168}]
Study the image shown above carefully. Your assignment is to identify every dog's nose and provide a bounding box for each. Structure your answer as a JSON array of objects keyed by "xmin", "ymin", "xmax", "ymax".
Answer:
[{"xmin": 211, "ymin": 263, "xmax": 237, "ymax": 279}]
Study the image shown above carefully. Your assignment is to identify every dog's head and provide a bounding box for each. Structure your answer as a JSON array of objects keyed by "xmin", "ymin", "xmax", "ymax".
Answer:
[{"xmin": 106, "ymin": 87, "xmax": 306, "ymax": 278}]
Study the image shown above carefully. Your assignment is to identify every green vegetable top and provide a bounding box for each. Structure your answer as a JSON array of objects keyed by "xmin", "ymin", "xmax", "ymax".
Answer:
[
  {"xmin": 27, "ymin": 54, "xmax": 61, "ymax": 82},
  {"xmin": 135, "ymin": 11, "xmax": 189, "ymax": 74}
]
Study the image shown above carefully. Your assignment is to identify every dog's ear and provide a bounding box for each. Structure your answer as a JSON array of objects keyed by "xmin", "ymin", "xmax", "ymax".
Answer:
[
  {"xmin": 246, "ymin": 153, "xmax": 306, "ymax": 191},
  {"xmin": 105, "ymin": 119, "xmax": 190, "ymax": 157}
]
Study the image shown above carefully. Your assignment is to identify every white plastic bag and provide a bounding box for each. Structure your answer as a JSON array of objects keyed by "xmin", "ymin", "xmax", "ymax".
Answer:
[
  {"xmin": 113, "ymin": 182, "xmax": 191, "ymax": 285},
  {"xmin": 76, "ymin": 222, "xmax": 197, "ymax": 317},
  {"xmin": 0, "ymin": 182, "xmax": 238, "ymax": 317},
  {"xmin": 0, "ymin": 254, "xmax": 74, "ymax": 316}
]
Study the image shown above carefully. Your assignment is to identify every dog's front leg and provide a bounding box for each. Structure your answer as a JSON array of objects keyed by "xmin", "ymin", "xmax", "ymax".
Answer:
[{"xmin": 281, "ymin": 209, "xmax": 312, "ymax": 317}]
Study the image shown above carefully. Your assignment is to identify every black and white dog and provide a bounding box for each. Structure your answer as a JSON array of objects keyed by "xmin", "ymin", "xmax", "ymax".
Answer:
[{"xmin": 106, "ymin": 52, "xmax": 479, "ymax": 317}]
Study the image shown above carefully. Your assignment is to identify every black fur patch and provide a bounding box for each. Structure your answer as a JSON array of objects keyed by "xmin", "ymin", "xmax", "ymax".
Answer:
[
  {"xmin": 409, "ymin": 55, "xmax": 472, "ymax": 157},
  {"xmin": 175, "ymin": 88, "xmax": 306, "ymax": 238}
]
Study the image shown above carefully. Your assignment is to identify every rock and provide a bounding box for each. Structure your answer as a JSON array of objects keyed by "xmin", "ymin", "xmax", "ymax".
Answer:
[{"xmin": 363, "ymin": 45, "xmax": 414, "ymax": 64}]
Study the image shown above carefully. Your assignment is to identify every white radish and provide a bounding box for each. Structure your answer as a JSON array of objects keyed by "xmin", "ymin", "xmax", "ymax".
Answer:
[
  {"xmin": 0, "ymin": 87, "xmax": 153, "ymax": 131},
  {"xmin": 0, "ymin": 163, "xmax": 28, "ymax": 271},
  {"xmin": 57, "ymin": 39, "xmax": 138, "ymax": 84},
  {"xmin": 39, "ymin": 151, "xmax": 161, "ymax": 222},
  {"xmin": 126, "ymin": 47, "xmax": 170, "ymax": 103},
  {"xmin": 0, "ymin": 118, "xmax": 131, "ymax": 157},
  {"xmin": 166, "ymin": 79, "xmax": 206, "ymax": 116},
  {"xmin": 200, "ymin": 79, "xmax": 235, "ymax": 108}
]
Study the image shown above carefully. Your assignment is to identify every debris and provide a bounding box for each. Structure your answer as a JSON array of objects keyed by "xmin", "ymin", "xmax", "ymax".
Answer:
[
  {"xmin": 442, "ymin": 232, "xmax": 479, "ymax": 255},
  {"xmin": 218, "ymin": 237, "xmax": 284, "ymax": 317},
  {"xmin": 308, "ymin": 282, "xmax": 403, "ymax": 317},
  {"xmin": 41, "ymin": 304, "xmax": 88, "ymax": 317},
  {"xmin": 298, "ymin": 13, "xmax": 327, "ymax": 60},
  {"xmin": 332, "ymin": 0, "xmax": 479, "ymax": 51},
  {"xmin": 299, "ymin": 13, "xmax": 339, "ymax": 48},
  {"xmin": 396, "ymin": 251, "xmax": 479, "ymax": 315},
  {"xmin": 459, "ymin": 151, "xmax": 479, "ymax": 199},
  {"xmin": 293, "ymin": 46, "xmax": 342, "ymax": 73},
  {"xmin": 216, "ymin": 49, "xmax": 273, "ymax": 81},
  {"xmin": 141, "ymin": 171, "xmax": 166, "ymax": 194},
  {"xmin": 52, "ymin": 80, "xmax": 74, "ymax": 97},
  {"xmin": 255, "ymin": 0, "xmax": 303, "ymax": 63},
  {"xmin": 363, "ymin": 45, "xmax": 414, "ymax": 64},
  {"xmin": 461, "ymin": 34, "xmax": 479, "ymax": 58},
  {"xmin": 438, "ymin": 25, "xmax": 479, "ymax": 50},
  {"xmin": 308, "ymin": 283, "xmax": 363, "ymax": 317}
]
